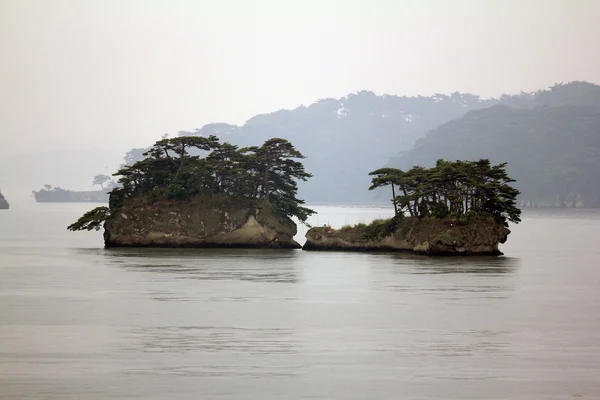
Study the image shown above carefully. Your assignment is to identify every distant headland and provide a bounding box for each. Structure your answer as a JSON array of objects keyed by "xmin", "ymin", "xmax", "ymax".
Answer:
[
  {"xmin": 32, "ymin": 186, "xmax": 109, "ymax": 203},
  {"xmin": 31, "ymin": 175, "xmax": 119, "ymax": 203},
  {"xmin": 118, "ymin": 81, "xmax": 600, "ymax": 208}
]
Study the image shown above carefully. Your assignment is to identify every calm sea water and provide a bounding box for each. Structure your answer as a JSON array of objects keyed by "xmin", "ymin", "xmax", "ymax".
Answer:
[{"xmin": 1, "ymin": 202, "xmax": 600, "ymax": 399}]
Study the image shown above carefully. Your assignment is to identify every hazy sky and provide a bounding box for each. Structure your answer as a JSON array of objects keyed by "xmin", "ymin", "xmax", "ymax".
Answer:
[{"xmin": 1, "ymin": 0, "xmax": 599, "ymax": 156}]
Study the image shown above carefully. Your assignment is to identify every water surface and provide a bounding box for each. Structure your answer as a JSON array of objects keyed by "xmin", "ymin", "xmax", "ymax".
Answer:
[{"xmin": 1, "ymin": 203, "xmax": 599, "ymax": 399}]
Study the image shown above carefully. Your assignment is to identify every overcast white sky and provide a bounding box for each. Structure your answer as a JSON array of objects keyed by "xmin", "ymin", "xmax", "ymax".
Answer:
[{"xmin": 1, "ymin": 0, "xmax": 599, "ymax": 157}]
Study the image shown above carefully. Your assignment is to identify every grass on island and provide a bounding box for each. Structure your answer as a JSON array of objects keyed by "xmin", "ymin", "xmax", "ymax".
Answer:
[
  {"xmin": 313, "ymin": 212, "xmax": 501, "ymax": 241},
  {"xmin": 314, "ymin": 217, "xmax": 399, "ymax": 240}
]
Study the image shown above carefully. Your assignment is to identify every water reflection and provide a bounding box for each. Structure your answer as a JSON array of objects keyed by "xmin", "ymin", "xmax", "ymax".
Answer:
[
  {"xmin": 73, "ymin": 247, "xmax": 300, "ymax": 284},
  {"xmin": 121, "ymin": 264, "xmax": 298, "ymax": 284},
  {"xmin": 363, "ymin": 253, "xmax": 520, "ymax": 302},
  {"xmin": 121, "ymin": 326, "xmax": 300, "ymax": 356},
  {"xmin": 75, "ymin": 247, "xmax": 300, "ymax": 260},
  {"xmin": 380, "ymin": 252, "xmax": 521, "ymax": 275}
]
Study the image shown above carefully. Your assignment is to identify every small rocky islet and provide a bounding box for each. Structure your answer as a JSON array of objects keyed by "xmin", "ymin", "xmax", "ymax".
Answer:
[
  {"xmin": 304, "ymin": 216, "xmax": 510, "ymax": 256},
  {"xmin": 68, "ymin": 136, "xmax": 521, "ymax": 256},
  {"xmin": 0, "ymin": 190, "xmax": 9, "ymax": 210}
]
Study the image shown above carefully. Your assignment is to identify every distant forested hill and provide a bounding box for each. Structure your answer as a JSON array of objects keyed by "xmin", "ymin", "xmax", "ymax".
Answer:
[
  {"xmin": 121, "ymin": 81, "xmax": 600, "ymax": 205},
  {"xmin": 392, "ymin": 82, "xmax": 600, "ymax": 207},
  {"xmin": 124, "ymin": 91, "xmax": 495, "ymax": 203}
]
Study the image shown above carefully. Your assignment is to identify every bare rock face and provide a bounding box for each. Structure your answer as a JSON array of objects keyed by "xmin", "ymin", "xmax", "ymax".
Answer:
[
  {"xmin": 303, "ymin": 217, "xmax": 511, "ymax": 256},
  {"xmin": 0, "ymin": 191, "xmax": 9, "ymax": 210},
  {"xmin": 103, "ymin": 195, "xmax": 300, "ymax": 249}
]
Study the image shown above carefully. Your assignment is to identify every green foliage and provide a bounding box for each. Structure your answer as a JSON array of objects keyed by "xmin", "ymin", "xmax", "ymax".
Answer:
[
  {"xmin": 369, "ymin": 159, "xmax": 521, "ymax": 226},
  {"xmin": 69, "ymin": 136, "xmax": 315, "ymax": 231},
  {"xmin": 237, "ymin": 138, "xmax": 314, "ymax": 221},
  {"xmin": 67, "ymin": 207, "xmax": 110, "ymax": 231},
  {"xmin": 107, "ymin": 185, "xmax": 131, "ymax": 209},
  {"xmin": 338, "ymin": 216, "xmax": 403, "ymax": 240},
  {"xmin": 429, "ymin": 202, "xmax": 450, "ymax": 219},
  {"xmin": 361, "ymin": 217, "xmax": 401, "ymax": 239}
]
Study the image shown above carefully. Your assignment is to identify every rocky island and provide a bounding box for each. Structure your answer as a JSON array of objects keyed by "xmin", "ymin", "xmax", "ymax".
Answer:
[
  {"xmin": 102, "ymin": 195, "xmax": 301, "ymax": 248},
  {"xmin": 0, "ymin": 190, "xmax": 9, "ymax": 210},
  {"xmin": 67, "ymin": 135, "xmax": 314, "ymax": 249},
  {"xmin": 303, "ymin": 159, "xmax": 521, "ymax": 256}
]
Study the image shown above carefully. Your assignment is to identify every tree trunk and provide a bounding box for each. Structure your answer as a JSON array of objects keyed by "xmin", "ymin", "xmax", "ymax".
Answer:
[
  {"xmin": 180, "ymin": 143, "xmax": 186, "ymax": 166},
  {"xmin": 401, "ymin": 187, "xmax": 414, "ymax": 216},
  {"xmin": 263, "ymin": 163, "xmax": 270, "ymax": 201},
  {"xmin": 391, "ymin": 183, "xmax": 398, "ymax": 215}
]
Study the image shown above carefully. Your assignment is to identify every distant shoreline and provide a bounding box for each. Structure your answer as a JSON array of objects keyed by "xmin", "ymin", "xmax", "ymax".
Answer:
[{"xmin": 32, "ymin": 189, "xmax": 109, "ymax": 203}]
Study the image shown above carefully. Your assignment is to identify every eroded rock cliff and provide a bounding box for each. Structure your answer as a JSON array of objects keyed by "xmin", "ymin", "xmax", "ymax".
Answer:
[
  {"xmin": 303, "ymin": 216, "xmax": 510, "ymax": 256},
  {"xmin": 103, "ymin": 195, "xmax": 300, "ymax": 249}
]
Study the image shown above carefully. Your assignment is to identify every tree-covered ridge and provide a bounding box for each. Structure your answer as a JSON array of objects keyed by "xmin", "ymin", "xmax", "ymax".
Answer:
[
  {"xmin": 369, "ymin": 159, "xmax": 521, "ymax": 226},
  {"xmin": 68, "ymin": 136, "xmax": 315, "ymax": 232},
  {"xmin": 496, "ymin": 81, "xmax": 600, "ymax": 109},
  {"xmin": 119, "ymin": 90, "xmax": 499, "ymax": 204},
  {"xmin": 116, "ymin": 81, "xmax": 600, "ymax": 204},
  {"xmin": 394, "ymin": 102, "xmax": 600, "ymax": 207}
]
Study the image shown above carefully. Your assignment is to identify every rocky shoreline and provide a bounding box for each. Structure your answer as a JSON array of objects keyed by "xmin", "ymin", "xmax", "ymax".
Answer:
[
  {"xmin": 102, "ymin": 196, "xmax": 301, "ymax": 249},
  {"xmin": 98, "ymin": 196, "xmax": 511, "ymax": 255},
  {"xmin": 302, "ymin": 217, "xmax": 510, "ymax": 256}
]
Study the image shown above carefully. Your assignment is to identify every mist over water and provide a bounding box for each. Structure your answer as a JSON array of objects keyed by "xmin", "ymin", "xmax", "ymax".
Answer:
[
  {"xmin": 1, "ymin": 203, "xmax": 599, "ymax": 399},
  {"xmin": 2, "ymin": 1, "xmax": 599, "ymax": 397}
]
